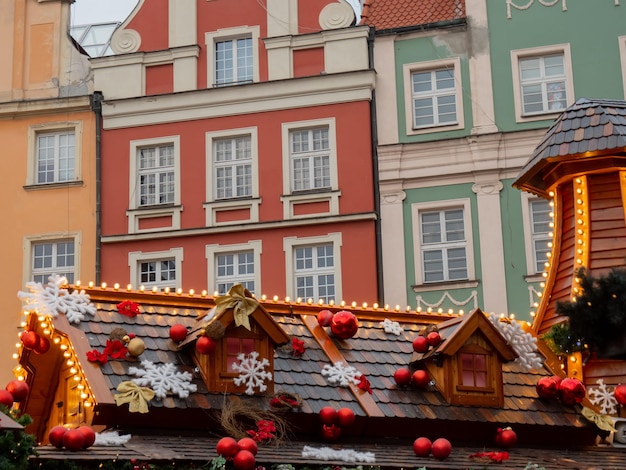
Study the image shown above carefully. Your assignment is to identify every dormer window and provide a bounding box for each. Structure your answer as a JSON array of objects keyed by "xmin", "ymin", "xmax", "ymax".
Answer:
[{"xmin": 457, "ymin": 344, "xmax": 494, "ymax": 393}]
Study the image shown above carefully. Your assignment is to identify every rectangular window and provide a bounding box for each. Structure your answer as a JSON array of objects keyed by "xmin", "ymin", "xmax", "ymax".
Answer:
[
  {"xmin": 214, "ymin": 136, "xmax": 252, "ymax": 199},
  {"xmin": 139, "ymin": 259, "xmax": 176, "ymax": 289},
  {"xmin": 225, "ymin": 337, "xmax": 256, "ymax": 373},
  {"xmin": 137, "ymin": 144, "xmax": 175, "ymax": 206},
  {"xmin": 290, "ymin": 128, "xmax": 330, "ymax": 192},
  {"xmin": 215, "ymin": 251, "xmax": 255, "ymax": 294},
  {"xmin": 519, "ymin": 53, "xmax": 567, "ymax": 115},
  {"xmin": 36, "ymin": 131, "xmax": 75, "ymax": 184},
  {"xmin": 294, "ymin": 244, "xmax": 335, "ymax": 302},
  {"xmin": 411, "ymin": 68, "xmax": 457, "ymax": 128},
  {"xmin": 420, "ymin": 208, "xmax": 468, "ymax": 283},
  {"xmin": 460, "ymin": 352, "xmax": 488, "ymax": 388},
  {"xmin": 216, "ymin": 37, "xmax": 253, "ymax": 86},
  {"xmin": 530, "ymin": 199, "xmax": 551, "ymax": 273},
  {"xmin": 32, "ymin": 240, "xmax": 75, "ymax": 284}
]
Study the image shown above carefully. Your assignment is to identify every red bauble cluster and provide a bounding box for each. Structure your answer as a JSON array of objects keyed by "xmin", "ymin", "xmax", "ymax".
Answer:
[
  {"xmin": 536, "ymin": 375, "xmax": 561, "ymax": 400},
  {"xmin": 536, "ymin": 376, "xmax": 585, "ymax": 406},
  {"xmin": 413, "ymin": 437, "xmax": 452, "ymax": 460},
  {"xmin": 393, "ymin": 368, "xmax": 431, "ymax": 389},
  {"xmin": 216, "ymin": 436, "xmax": 258, "ymax": 470},
  {"xmin": 495, "ymin": 427, "xmax": 517, "ymax": 448},
  {"xmin": 316, "ymin": 309, "xmax": 359, "ymax": 340},
  {"xmin": 318, "ymin": 406, "xmax": 356, "ymax": 441},
  {"xmin": 169, "ymin": 324, "xmax": 188, "ymax": 342},
  {"xmin": 48, "ymin": 425, "xmax": 96, "ymax": 451},
  {"xmin": 5, "ymin": 379, "xmax": 29, "ymax": 403},
  {"xmin": 20, "ymin": 330, "xmax": 50, "ymax": 354},
  {"xmin": 614, "ymin": 384, "xmax": 626, "ymax": 406},
  {"xmin": 412, "ymin": 331, "xmax": 442, "ymax": 354}
]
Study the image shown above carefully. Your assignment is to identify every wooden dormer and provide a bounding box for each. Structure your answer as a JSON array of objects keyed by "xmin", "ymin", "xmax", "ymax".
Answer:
[
  {"xmin": 411, "ymin": 308, "xmax": 517, "ymax": 407},
  {"xmin": 182, "ymin": 286, "xmax": 290, "ymax": 395}
]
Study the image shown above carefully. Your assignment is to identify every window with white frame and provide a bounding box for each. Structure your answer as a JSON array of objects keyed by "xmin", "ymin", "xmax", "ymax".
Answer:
[
  {"xmin": 403, "ymin": 58, "xmax": 464, "ymax": 135},
  {"xmin": 32, "ymin": 239, "xmax": 75, "ymax": 284},
  {"xmin": 511, "ymin": 44, "xmax": 573, "ymax": 121},
  {"xmin": 206, "ymin": 241, "xmax": 262, "ymax": 295},
  {"xmin": 129, "ymin": 248, "xmax": 183, "ymax": 290},
  {"xmin": 529, "ymin": 198, "xmax": 552, "ymax": 274},
  {"xmin": 206, "ymin": 27, "xmax": 260, "ymax": 88},
  {"xmin": 36, "ymin": 131, "xmax": 75, "ymax": 184},
  {"xmin": 289, "ymin": 127, "xmax": 331, "ymax": 192},
  {"xmin": 137, "ymin": 143, "xmax": 175, "ymax": 206},
  {"xmin": 619, "ymin": 36, "xmax": 626, "ymax": 99},
  {"xmin": 214, "ymin": 136, "xmax": 252, "ymax": 199},
  {"xmin": 284, "ymin": 233, "xmax": 342, "ymax": 303}
]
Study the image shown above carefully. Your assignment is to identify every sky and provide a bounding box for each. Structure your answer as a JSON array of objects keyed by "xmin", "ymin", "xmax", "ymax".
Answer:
[{"xmin": 71, "ymin": 0, "xmax": 139, "ymax": 26}]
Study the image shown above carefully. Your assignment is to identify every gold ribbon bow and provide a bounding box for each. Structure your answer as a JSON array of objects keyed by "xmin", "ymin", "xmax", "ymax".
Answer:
[
  {"xmin": 582, "ymin": 406, "xmax": 616, "ymax": 432},
  {"xmin": 114, "ymin": 381, "xmax": 155, "ymax": 414},
  {"xmin": 214, "ymin": 284, "xmax": 259, "ymax": 331}
]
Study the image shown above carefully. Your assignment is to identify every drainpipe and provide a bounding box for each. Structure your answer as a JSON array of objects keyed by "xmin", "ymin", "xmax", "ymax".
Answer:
[
  {"xmin": 367, "ymin": 27, "xmax": 384, "ymax": 304},
  {"xmin": 91, "ymin": 92, "xmax": 103, "ymax": 284}
]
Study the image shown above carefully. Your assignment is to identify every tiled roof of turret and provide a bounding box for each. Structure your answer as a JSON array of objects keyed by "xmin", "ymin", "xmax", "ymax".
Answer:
[{"xmin": 361, "ymin": 0, "xmax": 466, "ymax": 30}]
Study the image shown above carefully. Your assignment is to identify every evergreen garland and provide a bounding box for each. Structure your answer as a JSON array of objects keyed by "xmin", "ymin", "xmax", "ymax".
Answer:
[{"xmin": 0, "ymin": 406, "xmax": 36, "ymax": 470}]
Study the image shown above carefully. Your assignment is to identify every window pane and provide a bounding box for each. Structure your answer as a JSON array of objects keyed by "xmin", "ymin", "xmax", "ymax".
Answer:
[
  {"xmin": 412, "ymin": 72, "xmax": 432, "ymax": 93},
  {"xmin": 421, "ymin": 212, "xmax": 442, "ymax": 244},
  {"xmin": 435, "ymin": 69, "xmax": 454, "ymax": 90},
  {"xmin": 444, "ymin": 210, "xmax": 465, "ymax": 241},
  {"xmin": 36, "ymin": 132, "xmax": 76, "ymax": 184},
  {"xmin": 423, "ymin": 250, "xmax": 444, "ymax": 282}
]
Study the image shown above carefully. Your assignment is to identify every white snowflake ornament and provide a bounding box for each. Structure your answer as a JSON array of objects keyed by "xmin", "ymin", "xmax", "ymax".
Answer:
[
  {"xmin": 129, "ymin": 360, "xmax": 197, "ymax": 399},
  {"xmin": 232, "ymin": 351, "xmax": 272, "ymax": 395},
  {"xmin": 487, "ymin": 313, "xmax": 543, "ymax": 371},
  {"xmin": 18, "ymin": 274, "xmax": 96, "ymax": 324},
  {"xmin": 588, "ymin": 379, "xmax": 618, "ymax": 415},
  {"xmin": 321, "ymin": 361, "xmax": 362, "ymax": 387},
  {"xmin": 379, "ymin": 318, "xmax": 403, "ymax": 336}
]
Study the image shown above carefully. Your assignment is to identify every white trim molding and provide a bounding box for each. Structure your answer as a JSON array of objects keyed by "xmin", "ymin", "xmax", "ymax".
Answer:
[
  {"xmin": 205, "ymin": 240, "xmax": 262, "ymax": 296},
  {"xmin": 619, "ymin": 36, "xmax": 626, "ymax": 99}
]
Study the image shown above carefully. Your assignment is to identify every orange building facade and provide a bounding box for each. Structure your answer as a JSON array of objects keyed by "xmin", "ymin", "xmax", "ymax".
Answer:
[{"xmin": 93, "ymin": 0, "xmax": 379, "ymax": 305}]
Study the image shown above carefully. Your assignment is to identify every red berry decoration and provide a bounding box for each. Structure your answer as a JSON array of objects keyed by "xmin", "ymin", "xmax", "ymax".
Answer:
[
  {"xmin": 330, "ymin": 310, "xmax": 359, "ymax": 340},
  {"xmin": 319, "ymin": 406, "xmax": 338, "ymax": 425},
  {"xmin": 196, "ymin": 336, "xmax": 216, "ymax": 355},
  {"xmin": 431, "ymin": 438, "xmax": 452, "ymax": 460},
  {"xmin": 0, "ymin": 389, "xmax": 13, "ymax": 408},
  {"xmin": 413, "ymin": 437, "xmax": 432, "ymax": 457},
  {"xmin": 559, "ymin": 377, "xmax": 586, "ymax": 406},
  {"xmin": 237, "ymin": 437, "xmax": 258, "ymax": 456},
  {"xmin": 169, "ymin": 324, "xmax": 188, "ymax": 342},
  {"xmin": 317, "ymin": 309, "xmax": 334, "ymax": 327},
  {"xmin": 321, "ymin": 424, "xmax": 341, "ymax": 441},
  {"xmin": 495, "ymin": 427, "xmax": 517, "ymax": 448},
  {"xmin": 233, "ymin": 450, "xmax": 256, "ymax": 470},
  {"xmin": 6, "ymin": 379, "xmax": 29, "ymax": 402},
  {"xmin": 536, "ymin": 376, "xmax": 560, "ymax": 399},
  {"xmin": 78, "ymin": 426, "xmax": 96, "ymax": 449},
  {"xmin": 63, "ymin": 428, "xmax": 85, "ymax": 451},
  {"xmin": 337, "ymin": 407, "xmax": 355, "ymax": 427},
  {"xmin": 615, "ymin": 384, "xmax": 626, "ymax": 406},
  {"xmin": 412, "ymin": 370, "xmax": 430, "ymax": 389},
  {"xmin": 412, "ymin": 336, "xmax": 429, "ymax": 353},
  {"xmin": 35, "ymin": 336, "xmax": 50, "ymax": 354},
  {"xmin": 426, "ymin": 331, "xmax": 442, "ymax": 347},
  {"xmin": 394, "ymin": 368, "xmax": 412, "ymax": 387},
  {"xmin": 216, "ymin": 437, "xmax": 239, "ymax": 458},
  {"xmin": 48, "ymin": 426, "xmax": 68, "ymax": 449},
  {"xmin": 21, "ymin": 330, "xmax": 40, "ymax": 350}
]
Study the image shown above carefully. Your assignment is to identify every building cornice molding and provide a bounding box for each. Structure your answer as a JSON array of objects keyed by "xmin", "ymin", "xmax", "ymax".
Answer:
[{"xmin": 0, "ymin": 95, "xmax": 92, "ymax": 118}]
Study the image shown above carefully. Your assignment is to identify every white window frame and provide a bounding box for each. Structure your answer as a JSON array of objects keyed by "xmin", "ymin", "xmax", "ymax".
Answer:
[
  {"xmin": 521, "ymin": 193, "xmax": 553, "ymax": 279},
  {"xmin": 619, "ymin": 36, "xmax": 626, "ymax": 99},
  {"xmin": 204, "ymin": 127, "xmax": 260, "ymax": 226},
  {"xmin": 27, "ymin": 122, "xmax": 83, "ymax": 186},
  {"xmin": 280, "ymin": 118, "xmax": 340, "ymax": 219},
  {"xmin": 283, "ymin": 233, "xmax": 342, "ymax": 302},
  {"xmin": 411, "ymin": 199, "xmax": 475, "ymax": 287},
  {"xmin": 403, "ymin": 57, "xmax": 464, "ymax": 136},
  {"xmin": 129, "ymin": 248, "xmax": 183, "ymax": 290},
  {"xmin": 511, "ymin": 44, "xmax": 574, "ymax": 123},
  {"xmin": 205, "ymin": 26, "xmax": 260, "ymax": 88},
  {"xmin": 128, "ymin": 136, "xmax": 181, "ymax": 234},
  {"xmin": 23, "ymin": 232, "xmax": 81, "ymax": 287},
  {"xmin": 205, "ymin": 240, "xmax": 262, "ymax": 296}
]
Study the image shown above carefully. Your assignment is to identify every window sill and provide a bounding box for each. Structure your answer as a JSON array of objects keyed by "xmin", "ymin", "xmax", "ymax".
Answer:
[
  {"xmin": 524, "ymin": 273, "xmax": 546, "ymax": 283},
  {"xmin": 412, "ymin": 279, "xmax": 479, "ymax": 293},
  {"xmin": 516, "ymin": 111, "xmax": 562, "ymax": 124},
  {"xmin": 23, "ymin": 180, "xmax": 84, "ymax": 191},
  {"xmin": 203, "ymin": 197, "xmax": 261, "ymax": 227},
  {"xmin": 126, "ymin": 205, "xmax": 183, "ymax": 234}
]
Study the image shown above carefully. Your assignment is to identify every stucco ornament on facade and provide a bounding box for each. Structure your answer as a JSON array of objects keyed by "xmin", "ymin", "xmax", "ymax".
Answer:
[
  {"xmin": 416, "ymin": 291, "xmax": 479, "ymax": 311},
  {"xmin": 507, "ymin": 0, "xmax": 620, "ymax": 18},
  {"xmin": 319, "ymin": 1, "xmax": 355, "ymax": 30},
  {"xmin": 110, "ymin": 28, "xmax": 141, "ymax": 54}
]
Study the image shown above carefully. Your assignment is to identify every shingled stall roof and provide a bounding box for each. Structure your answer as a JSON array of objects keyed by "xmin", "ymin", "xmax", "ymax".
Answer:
[
  {"xmin": 514, "ymin": 98, "xmax": 626, "ymax": 197},
  {"xmin": 17, "ymin": 284, "xmax": 626, "ymax": 468},
  {"xmin": 361, "ymin": 0, "xmax": 466, "ymax": 31}
]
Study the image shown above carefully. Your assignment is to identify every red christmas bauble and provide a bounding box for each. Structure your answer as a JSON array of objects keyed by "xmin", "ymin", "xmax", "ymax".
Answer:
[
  {"xmin": 21, "ymin": 331, "xmax": 40, "ymax": 350},
  {"xmin": 319, "ymin": 406, "xmax": 338, "ymax": 425},
  {"xmin": 237, "ymin": 437, "xmax": 258, "ymax": 456},
  {"xmin": 426, "ymin": 331, "xmax": 442, "ymax": 347},
  {"xmin": 496, "ymin": 427, "xmax": 517, "ymax": 448},
  {"xmin": 0, "ymin": 389, "xmax": 13, "ymax": 408},
  {"xmin": 48, "ymin": 426, "xmax": 68, "ymax": 449},
  {"xmin": 6, "ymin": 379, "xmax": 29, "ymax": 402},
  {"xmin": 412, "ymin": 336, "xmax": 429, "ymax": 353},
  {"xmin": 615, "ymin": 384, "xmax": 626, "ymax": 406},
  {"xmin": 559, "ymin": 377, "xmax": 586, "ymax": 405},
  {"xmin": 169, "ymin": 324, "xmax": 188, "ymax": 342},
  {"xmin": 413, "ymin": 437, "xmax": 432, "ymax": 457},
  {"xmin": 317, "ymin": 309, "xmax": 334, "ymax": 327},
  {"xmin": 431, "ymin": 438, "xmax": 452, "ymax": 460},
  {"xmin": 330, "ymin": 311, "xmax": 359, "ymax": 339},
  {"xmin": 196, "ymin": 336, "xmax": 216, "ymax": 355},
  {"xmin": 35, "ymin": 336, "xmax": 50, "ymax": 354},
  {"xmin": 216, "ymin": 437, "xmax": 239, "ymax": 458},
  {"xmin": 78, "ymin": 426, "xmax": 96, "ymax": 449},
  {"xmin": 321, "ymin": 424, "xmax": 341, "ymax": 441},
  {"xmin": 394, "ymin": 368, "xmax": 412, "ymax": 387},
  {"xmin": 63, "ymin": 428, "xmax": 85, "ymax": 451},
  {"xmin": 233, "ymin": 450, "xmax": 256, "ymax": 470},
  {"xmin": 412, "ymin": 370, "xmax": 430, "ymax": 389},
  {"xmin": 536, "ymin": 376, "xmax": 560, "ymax": 399},
  {"xmin": 337, "ymin": 408, "xmax": 355, "ymax": 427}
]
